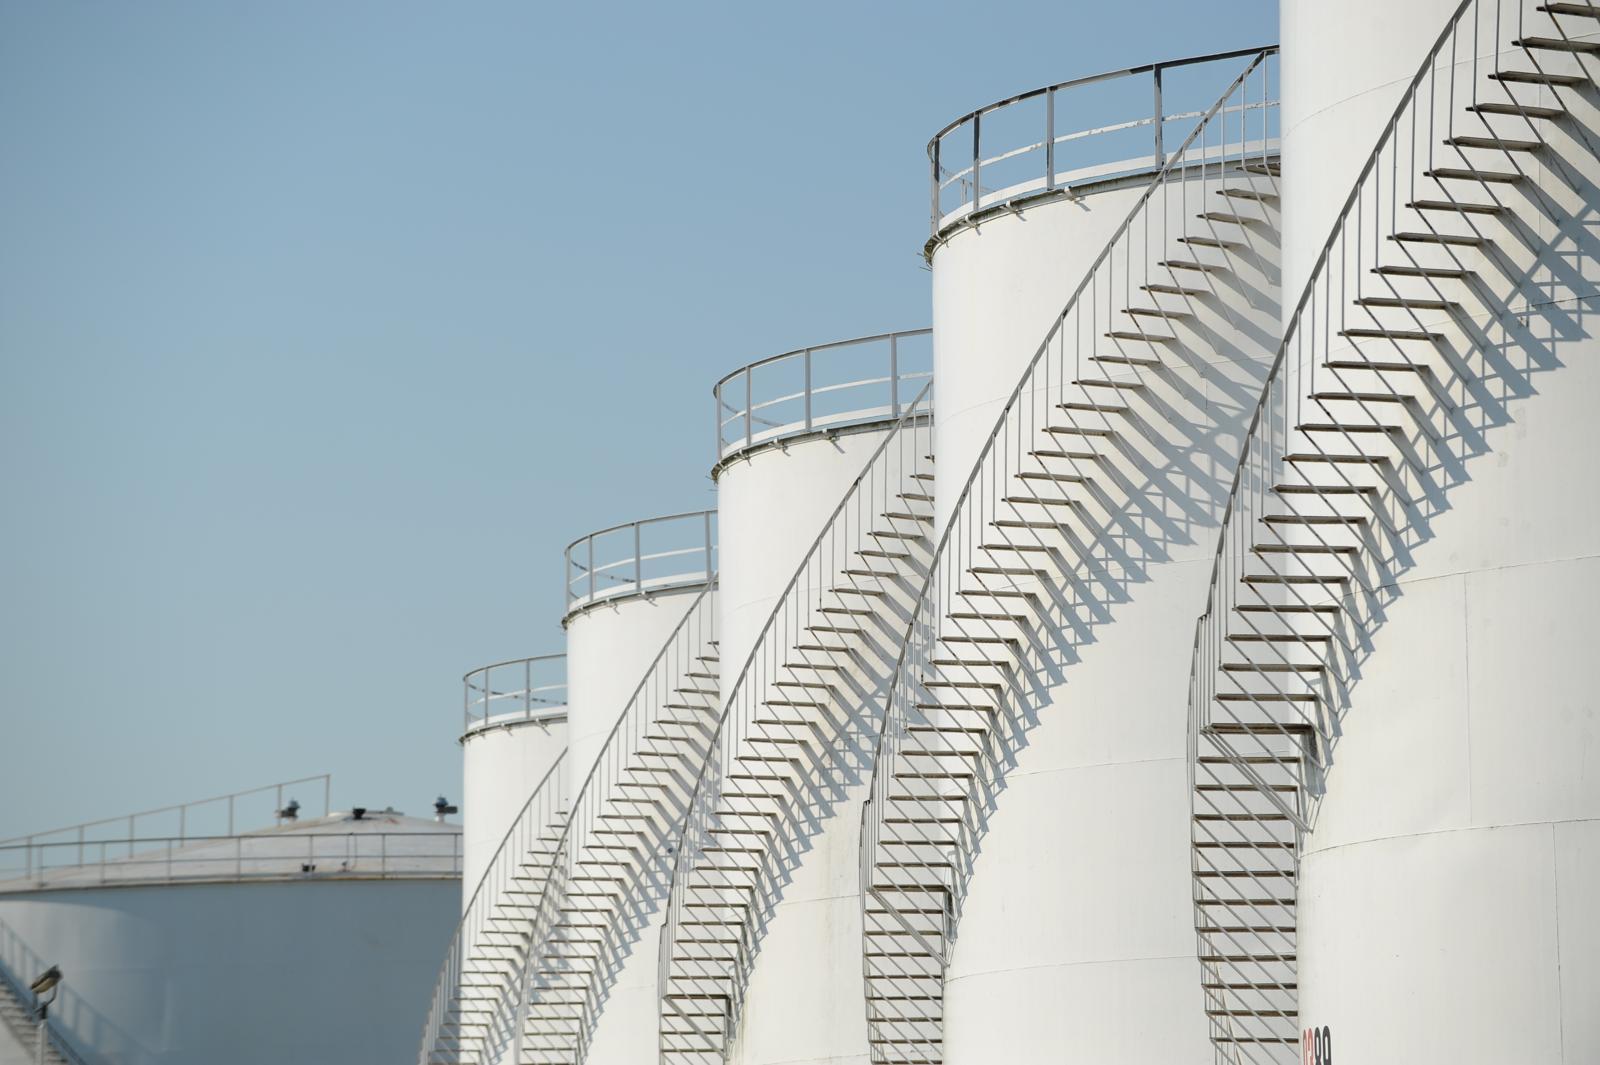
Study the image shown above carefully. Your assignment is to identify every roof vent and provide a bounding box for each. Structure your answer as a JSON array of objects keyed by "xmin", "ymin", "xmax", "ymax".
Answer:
[{"xmin": 352, "ymin": 807, "xmax": 366, "ymax": 820}]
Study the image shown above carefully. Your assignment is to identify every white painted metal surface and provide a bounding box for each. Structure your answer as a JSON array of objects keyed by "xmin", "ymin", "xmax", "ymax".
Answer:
[
  {"xmin": 904, "ymin": 51, "xmax": 1282, "ymax": 1065},
  {"xmin": 1258, "ymin": 3, "xmax": 1600, "ymax": 1061},
  {"xmin": 461, "ymin": 669, "xmax": 567, "ymax": 902},
  {"xmin": 0, "ymin": 813, "xmax": 459, "ymax": 1065},
  {"xmin": 657, "ymin": 351, "xmax": 934, "ymax": 1064}
]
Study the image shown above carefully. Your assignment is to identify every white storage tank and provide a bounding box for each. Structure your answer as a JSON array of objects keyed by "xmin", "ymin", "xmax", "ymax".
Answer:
[
  {"xmin": 684, "ymin": 331, "xmax": 932, "ymax": 1065},
  {"xmin": 1274, "ymin": 2, "xmax": 1600, "ymax": 1061},
  {"xmin": 916, "ymin": 50, "xmax": 1282, "ymax": 1064},
  {"xmin": 0, "ymin": 785, "xmax": 459, "ymax": 1065},
  {"xmin": 459, "ymin": 654, "xmax": 567, "ymax": 899},
  {"xmin": 555, "ymin": 510, "xmax": 714, "ymax": 1065}
]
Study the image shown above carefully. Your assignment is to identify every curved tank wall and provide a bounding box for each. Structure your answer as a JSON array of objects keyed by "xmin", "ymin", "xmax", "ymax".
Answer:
[
  {"xmin": 0, "ymin": 880, "xmax": 456, "ymax": 1065},
  {"xmin": 717, "ymin": 424, "xmax": 912, "ymax": 1065},
  {"xmin": 0, "ymin": 812, "xmax": 459, "ymax": 1065},
  {"xmin": 564, "ymin": 583, "xmax": 708, "ymax": 792},
  {"xmin": 928, "ymin": 154, "xmax": 1281, "ymax": 1058},
  {"xmin": 560, "ymin": 553, "xmax": 709, "ymax": 1065},
  {"xmin": 461, "ymin": 711, "xmax": 566, "ymax": 899},
  {"xmin": 1281, "ymin": 4, "xmax": 1600, "ymax": 1061}
]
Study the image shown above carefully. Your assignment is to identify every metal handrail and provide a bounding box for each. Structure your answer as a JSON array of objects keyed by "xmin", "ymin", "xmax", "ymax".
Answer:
[
  {"xmin": 0, "ymin": 917, "xmax": 89, "ymax": 1065},
  {"xmin": 416, "ymin": 751, "xmax": 567, "ymax": 1065},
  {"xmin": 860, "ymin": 46, "xmax": 1277, "ymax": 1063},
  {"xmin": 927, "ymin": 46, "xmax": 1278, "ymax": 240},
  {"xmin": 511, "ymin": 583, "xmax": 717, "ymax": 1061},
  {"xmin": 659, "ymin": 380, "xmax": 935, "ymax": 1056},
  {"xmin": 0, "ymin": 774, "xmax": 333, "ymax": 853},
  {"xmin": 712, "ymin": 329, "xmax": 932, "ymax": 464},
  {"xmin": 564, "ymin": 510, "xmax": 716, "ymax": 613},
  {"xmin": 1184, "ymin": 2, "xmax": 1536, "ymax": 1059},
  {"xmin": 0, "ymin": 830, "xmax": 461, "ymax": 889},
  {"xmin": 462, "ymin": 653, "xmax": 567, "ymax": 734}
]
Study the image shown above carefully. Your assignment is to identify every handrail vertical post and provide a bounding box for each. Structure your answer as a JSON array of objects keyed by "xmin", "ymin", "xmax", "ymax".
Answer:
[
  {"xmin": 635, "ymin": 520, "xmax": 644, "ymax": 598},
  {"xmin": 930, "ymin": 137, "xmax": 941, "ymax": 235},
  {"xmin": 228, "ymin": 796, "xmax": 234, "ymax": 837},
  {"xmin": 1153, "ymin": 66, "xmax": 1165, "ymax": 164},
  {"xmin": 889, "ymin": 335, "xmax": 900, "ymax": 417},
  {"xmin": 745, "ymin": 370, "xmax": 754, "ymax": 450},
  {"xmin": 804, "ymin": 349, "xmax": 813, "ymax": 432},
  {"xmin": 323, "ymin": 775, "xmax": 330, "ymax": 817},
  {"xmin": 704, "ymin": 511, "xmax": 714, "ymax": 581},
  {"xmin": 588, "ymin": 536, "xmax": 596, "ymax": 606},
  {"xmin": 971, "ymin": 112, "xmax": 982, "ymax": 215},
  {"xmin": 1045, "ymin": 87, "xmax": 1056, "ymax": 191},
  {"xmin": 526, "ymin": 659, "xmax": 533, "ymax": 721}
]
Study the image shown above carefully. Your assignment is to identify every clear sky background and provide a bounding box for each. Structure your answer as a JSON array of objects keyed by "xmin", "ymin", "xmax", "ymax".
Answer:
[{"xmin": 0, "ymin": 1, "xmax": 1276, "ymax": 840}]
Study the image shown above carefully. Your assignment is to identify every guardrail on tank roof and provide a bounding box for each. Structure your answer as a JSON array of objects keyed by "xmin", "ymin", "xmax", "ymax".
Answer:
[
  {"xmin": 0, "ymin": 775, "xmax": 333, "ymax": 855},
  {"xmin": 928, "ymin": 45, "xmax": 1279, "ymax": 242},
  {"xmin": 564, "ymin": 510, "xmax": 716, "ymax": 614},
  {"xmin": 712, "ymin": 329, "xmax": 932, "ymax": 466},
  {"xmin": 0, "ymin": 829, "xmax": 462, "ymax": 889},
  {"xmin": 463, "ymin": 654, "xmax": 567, "ymax": 735}
]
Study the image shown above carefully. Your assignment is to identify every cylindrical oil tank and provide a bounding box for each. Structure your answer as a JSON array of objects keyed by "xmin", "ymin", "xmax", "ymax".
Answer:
[
  {"xmin": 713, "ymin": 331, "xmax": 932, "ymax": 1065},
  {"xmin": 0, "ymin": 809, "xmax": 459, "ymax": 1065},
  {"xmin": 1280, "ymin": 3, "xmax": 1600, "ymax": 1061},
  {"xmin": 558, "ymin": 510, "xmax": 714, "ymax": 1065},
  {"xmin": 926, "ymin": 52, "xmax": 1282, "ymax": 1063},
  {"xmin": 460, "ymin": 654, "xmax": 568, "ymax": 899}
]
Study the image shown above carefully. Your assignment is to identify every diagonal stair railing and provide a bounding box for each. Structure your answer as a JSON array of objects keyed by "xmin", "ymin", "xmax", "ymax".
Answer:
[
  {"xmin": 515, "ymin": 584, "xmax": 719, "ymax": 1063},
  {"xmin": 658, "ymin": 382, "xmax": 936, "ymax": 1063},
  {"xmin": 419, "ymin": 750, "xmax": 568, "ymax": 1065},
  {"xmin": 1186, "ymin": 1, "xmax": 1599, "ymax": 1060},
  {"xmin": 859, "ymin": 47, "xmax": 1280, "ymax": 1065}
]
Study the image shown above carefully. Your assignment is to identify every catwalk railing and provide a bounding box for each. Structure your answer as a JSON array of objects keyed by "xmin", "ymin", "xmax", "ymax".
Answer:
[
  {"xmin": 659, "ymin": 381, "xmax": 935, "ymax": 1054},
  {"xmin": 0, "ymin": 830, "xmax": 461, "ymax": 888},
  {"xmin": 565, "ymin": 512, "xmax": 716, "ymax": 613},
  {"xmin": 861, "ymin": 46, "xmax": 1278, "ymax": 1064},
  {"xmin": 0, "ymin": 774, "xmax": 332, "ymax": 856},
  {"xmin": 929, "ymin": 46, "xmax": 1278, "ymax": 239},
  {"xmin": 1186, "ymin": 1, "xmax": 1570, "ymax": 1059},
  {"xmin": 463, "ymin": 654, "xmax": 567, "ymax": 734},
  {"xmin": 416, "ymin": 752, "xmax": 567, "ymax": 1065},
  {"xmin": 713, "ymin": 330, "xmax": 932, "ymax": 463}
]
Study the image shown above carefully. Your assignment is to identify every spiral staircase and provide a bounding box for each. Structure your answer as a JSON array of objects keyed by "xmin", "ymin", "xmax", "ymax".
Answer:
[
  {"xmin": 859, "ymin": 50, "xmax": 1281, "ymax": 1065},
  {"xmin": 519, "ymin": 588, "xmax": 720, "ymax": 1062},
  {"xmin": 658, "ymin": 387, "xmax": 935, "ymax": 1063},
  {"xmin": 419, "ymin": 752, "xmax": 569, "ymax": 1065},
  {"xmin": 1187, "ymin": 2, "xmax": 1598, "ymax": 1061}
]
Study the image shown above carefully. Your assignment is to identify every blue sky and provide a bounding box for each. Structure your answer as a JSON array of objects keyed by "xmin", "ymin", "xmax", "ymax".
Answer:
[{"xmin": 0, "ymin": 1, "xmax": 1276, "ymax": 839}]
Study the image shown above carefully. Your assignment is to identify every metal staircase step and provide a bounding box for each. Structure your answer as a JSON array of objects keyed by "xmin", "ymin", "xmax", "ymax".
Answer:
[
  {"xmin": 1514, "ymin": 35, "xmax": 1600, "ymax": 53},
  {"xmin": 1142, "ymin": 282, "xmax": 1207, "ymax": 296},
  {"xmin": 1466, "ymin": 101, "xmax": 1564, "ymax": 120},
  {"xmin": 1104, "ymin": 330, "xmax": 1175, "ymax": 343},
  {"xmin": 1373, "ymin": 263, "xmax": 1470, "ymax": 279},
  {"xmin": 1091, "ymin": 353, "xmax": 1162, "ymax": 367},
  {"xmin": 1058, "ymin": 401, "xmax": 1128, "ymax": 414},
  {"xmin": 1355, "ymin": 295, "xmax": 1457, "ymax": 310},
  {"xmin": 1324, "ymin": 358, "xmax": 1431, "ymax": 373},
  {"xmin": 1489, "ymin": 68, "xmax": 1585, "ymax": 86},
  {"xmin": 1217, "ymin": 187, "xmax": 1278, "ymax": 202},
  {"xmin": 1178, "ymin": 235, "xmax": 1242, "ymax": 249},
  {"xmin": 1339, "ymin": 326, "xmax": 1444, "ymax": 340},
  {"xmin": 1444, "ymin": 135, "xmax": 1542, "ymax": 152},
  {"xmin": 1125, "ymin": 305, "xmax": 1192, "ymax": 319},
  {"xmin": 1406, "ymin": 198, "xmax": 1502, "ymax": 215},
  {"xmin": 1389, "ymin": 230, "xmax": 1483, "ymax": 247},
  {"xmin": 1424, "ymin": 166, "xmax": 1522, "ymax": 183},
  {"xmin": 1158, "ymin": 259, "xmax": 1223, "ymax": 273}
]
